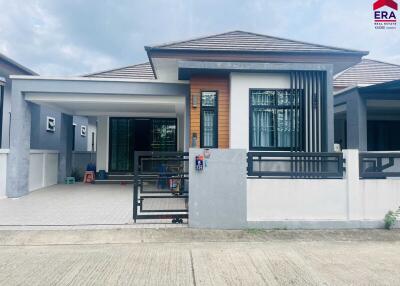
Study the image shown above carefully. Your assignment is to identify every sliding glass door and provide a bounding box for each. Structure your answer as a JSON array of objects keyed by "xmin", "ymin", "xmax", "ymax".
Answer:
[
  {"xmin": 108, "ymin": 117, "xmax": 177, "ymax": 172},
  {"xmin": 109, "ymin": 118, "xmax": 135, "ymax": 172}
]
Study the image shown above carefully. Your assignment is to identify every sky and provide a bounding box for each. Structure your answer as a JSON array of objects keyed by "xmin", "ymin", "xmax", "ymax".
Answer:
[{"xmin": 0, "ymin": 0, "xmax": 399, "ymax": 76}]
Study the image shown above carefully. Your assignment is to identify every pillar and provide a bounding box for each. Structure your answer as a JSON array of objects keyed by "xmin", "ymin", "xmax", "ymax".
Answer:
[
  {"xmin": 58, "ymin": 113, "xmax": 73, "ymax": 182},
  {"xmin": 346, "ymin": 90, "xmax": 367, "ymax": 151},
  {"xmin": 344, "ymin": 149, "xmax": 364, "ymax": 220},
  {"xmin": 6, "ymin": 86, "xmax": 31, "ymax": 198}
]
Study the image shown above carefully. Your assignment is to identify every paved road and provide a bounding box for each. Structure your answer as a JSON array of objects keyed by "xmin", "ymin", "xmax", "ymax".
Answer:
[{"xmin": 0, "ymin": 229, "xmax": 400, "ymax": 285}]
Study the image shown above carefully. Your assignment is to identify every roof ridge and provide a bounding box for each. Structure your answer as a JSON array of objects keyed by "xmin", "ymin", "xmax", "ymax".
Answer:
[
  {"xmin": 83, "ymin": 62, "xmax": 151, "ymax": 77},
  {"xmin": 147, "ymin": 30, "xmax": 240, "ymax": 49}
]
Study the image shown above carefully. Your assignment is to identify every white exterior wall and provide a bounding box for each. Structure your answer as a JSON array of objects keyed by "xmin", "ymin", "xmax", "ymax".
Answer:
[
  {"xmin": 28, "ymin": 150, "xmax": 59, "ymax": 192},
  {"xmin": 0, "ymin": 149, "xmax": 9, "ymax": 199},
  {"xmin": 248, "ymin": 150, "xmax": 400, "ymax": 223},
  {"xmin": 230, "ymin": 72, "xmax": 291, "ymax": 149}
]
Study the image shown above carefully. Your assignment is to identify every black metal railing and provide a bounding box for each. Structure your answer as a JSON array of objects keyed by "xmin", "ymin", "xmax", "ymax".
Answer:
[
  {"xmin": 247, "ymin": 152, "xmax": 344, "ymax": 179},
  {"xmin": 359, "ymin": 152, "xmax": 400, "ymax": 179},
  {"xmin": 133, "ymin": 151, "xmax": 189, "ymax": 222}
]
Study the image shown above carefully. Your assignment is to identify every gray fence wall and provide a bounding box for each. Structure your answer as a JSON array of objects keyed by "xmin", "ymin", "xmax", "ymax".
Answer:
[{"xmin": 189, "ymin": 148, "xmax": 247, "ymax": 229}]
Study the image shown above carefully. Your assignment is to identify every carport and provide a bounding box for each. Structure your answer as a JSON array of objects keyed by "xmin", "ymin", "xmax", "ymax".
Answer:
[
  {"xmin": 334, "ymin": 79, "xmax": 400, "ymax": 151},
  {"xmin": 6, "ymin": 76, "xmax": 190, "ymax": 198}
]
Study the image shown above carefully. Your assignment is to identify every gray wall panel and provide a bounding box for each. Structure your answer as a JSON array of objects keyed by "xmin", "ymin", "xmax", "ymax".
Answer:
[{"xmin": 189, "ymin": 148, "xmax": 247, "ymax": 229}]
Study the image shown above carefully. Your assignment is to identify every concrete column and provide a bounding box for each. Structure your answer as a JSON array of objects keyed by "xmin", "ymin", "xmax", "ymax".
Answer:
[
  {"xmin": 96, "ymin": 116, "xmax": 109, "ymax": 172},
  {"xmin": 58, "ymin": 113, "xmax": 73, "ymax": 183},
  {"xmin": 346, "ymin": 91, "xmax": 367, "ymax": 150},
  {"xmin": 6, "ymin": 86, "xmax": 31, "ymax": 198},
  {"xmin": 344, "ymin": 149, "xmax": 364, "ymax": 220}
]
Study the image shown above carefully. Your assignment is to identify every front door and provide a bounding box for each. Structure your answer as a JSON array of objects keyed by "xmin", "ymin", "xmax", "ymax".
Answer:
[{"xmin": 109, "ymin": 117, "xmax": 177, "ymax": 173}]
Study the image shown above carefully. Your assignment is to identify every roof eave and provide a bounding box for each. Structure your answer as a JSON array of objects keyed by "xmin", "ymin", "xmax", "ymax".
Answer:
[{"xmin": 145, "ymin": 47, "xmax": 369, "ymax": 57}]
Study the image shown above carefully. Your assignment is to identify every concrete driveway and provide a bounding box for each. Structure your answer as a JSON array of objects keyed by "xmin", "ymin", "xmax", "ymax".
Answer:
[
  {"xmin": 0, "ymin": 184, "xmax": 134, "ymax": 226},
  {"xmin": 0, "ymin": 184, "xmax": 187, "ymax": 229},
  {"xmin": 0, "ymin": 229, "xmax": 400, "ymax": 285}
]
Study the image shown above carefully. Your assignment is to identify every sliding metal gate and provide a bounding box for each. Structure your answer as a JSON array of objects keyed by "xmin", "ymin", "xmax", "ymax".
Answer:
[{"xmin": 133, "ymin": 151, "xmax": 189, "ymax": 222}]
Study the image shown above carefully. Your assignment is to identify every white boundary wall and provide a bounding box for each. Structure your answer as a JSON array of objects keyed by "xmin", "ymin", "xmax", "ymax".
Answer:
[
  {"xmin": 28, "ymin": 150, "xmax": 59, "ymax": 192},
  {"xmin": 1, "ymin": 149, "xmax": 59, "ymax": 198},
  {"xmin": 0, "ymin": 149, "xmax": 9, "ymax": 199},
  {"xmin": 248, "ymin": 150, "xmax": 400, "ymax": 226}
]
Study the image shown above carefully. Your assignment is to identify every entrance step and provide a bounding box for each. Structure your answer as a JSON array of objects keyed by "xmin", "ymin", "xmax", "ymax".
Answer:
[
  {"xmin": 107, "ymin": 174, "xmax": 134, "ymax": 181},
  {"xmin": 95, "ymin": 179, "xmax": 133, "ymax": 185},
  {"xmin": 94, "ymin": 173, "xmax": 134, "ymax": 184}
]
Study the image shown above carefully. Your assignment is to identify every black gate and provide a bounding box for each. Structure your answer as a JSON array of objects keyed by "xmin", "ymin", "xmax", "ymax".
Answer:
[{"xmin": 133, "ymin": 151, "xmax": 189, "ymax": 223}]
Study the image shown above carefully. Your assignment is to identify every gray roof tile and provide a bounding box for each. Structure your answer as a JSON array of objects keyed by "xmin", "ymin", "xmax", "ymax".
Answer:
[
  {"xmin": 334, "ymin": 59, "xmax": 400, "ymax": 87},
  {"xmin": 149, "ymin": 30, "xmax": 367, "ymax": 54},
  {"xmin": 85, "ymin": 62, "xmax": 154, "ymax": 80}
]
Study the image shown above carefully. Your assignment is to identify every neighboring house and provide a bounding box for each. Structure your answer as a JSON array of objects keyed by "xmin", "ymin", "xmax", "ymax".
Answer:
[
  {"xmin": 333, "ymin": 59, "xmax": 400, "ymax": 151},
  {"xmin": 0, "ymin": 53, "xmax": 94, "ymax": 151},
  {"xmin": 6, "ymin": 30, "xmax": 369, "ymax": 197},
  {"xmin": 0, "ymin": 53, "xmax": 37, "ymax": 148}
]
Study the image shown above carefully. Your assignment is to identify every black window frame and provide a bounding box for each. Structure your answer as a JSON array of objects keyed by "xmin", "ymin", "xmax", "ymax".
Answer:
[
  {"xmin": 200, "ymin": 90, "xmax": 218, "ymax": 148},
  {"xmin": 249, "ymin": 88, "xmax": 303, "ymax": 151}
]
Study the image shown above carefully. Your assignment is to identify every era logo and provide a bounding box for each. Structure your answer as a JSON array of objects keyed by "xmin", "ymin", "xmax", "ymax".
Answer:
[{"xmin": 373, "ymin": 0, "xmax": 398, "ymax": 26}]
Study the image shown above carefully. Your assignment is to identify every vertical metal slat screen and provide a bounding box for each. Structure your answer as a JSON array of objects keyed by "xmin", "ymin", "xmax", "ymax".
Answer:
[{"xmin": 289, "ymin": 71, "xmax": 327, "ymax": 177}]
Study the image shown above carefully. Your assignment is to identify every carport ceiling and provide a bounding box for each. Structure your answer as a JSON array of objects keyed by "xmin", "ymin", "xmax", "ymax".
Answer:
[{"xmin": 25, "ymin": 92, "xmax": 185, "ymax": 116}]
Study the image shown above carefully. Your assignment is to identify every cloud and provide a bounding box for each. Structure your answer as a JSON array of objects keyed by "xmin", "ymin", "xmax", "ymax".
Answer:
[{"xmin": 0, "ymin": 0, "xmax": 398, "ymax": 76}]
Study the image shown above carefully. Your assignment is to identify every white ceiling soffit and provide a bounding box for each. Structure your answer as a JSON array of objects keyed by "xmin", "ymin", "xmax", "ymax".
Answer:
[{"xmin": 25, "ymin": 92, "xmax": 185, "ymax": 116}]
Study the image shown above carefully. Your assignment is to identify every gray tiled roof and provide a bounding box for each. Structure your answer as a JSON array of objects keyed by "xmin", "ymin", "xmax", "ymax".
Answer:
[
  {"xmin": 148, "ymin": 30, "xmax": 367, "ymax": 54},
  {"xmin": 85, "ymin": 62, "xmax": 155, "ymax": 79},
  {"xmin": 334, "ymin": 59, "xmax": 400, "ymax": 88}
]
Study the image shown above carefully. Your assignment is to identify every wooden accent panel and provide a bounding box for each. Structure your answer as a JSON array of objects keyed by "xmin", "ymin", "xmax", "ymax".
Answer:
[{"xmin": 190, "ymin": 76, "xmax": 230, "ymax": 148}]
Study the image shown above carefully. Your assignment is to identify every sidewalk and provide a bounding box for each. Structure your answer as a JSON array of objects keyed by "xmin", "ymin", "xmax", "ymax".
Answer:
[{"xmin": 0, "ymin": 229, "xmax": 399, "ymax": 285}]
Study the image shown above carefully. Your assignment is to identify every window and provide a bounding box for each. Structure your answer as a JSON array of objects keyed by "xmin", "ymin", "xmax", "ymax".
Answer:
[
  {"xmin": 250, "ymin": 89, "xmax": 300, "ymax": 150},
  {"xmin": 200, "ymin": 91, "xmax": 218, "ymax": 148}
]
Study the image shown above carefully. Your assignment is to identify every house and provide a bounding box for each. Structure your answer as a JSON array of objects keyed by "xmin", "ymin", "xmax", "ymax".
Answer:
[
  {"xmin": 0, "ymin": 52, "xmax": 96, "ymax": 153},
  {"xmin": 4, "ymin": 30, "xmax": 369, "ymax": 198},
  {"xmin": 0, "ymin": 53, "xmax": 37, "ymax": 149},
  {"xmin": 333, "ymin": 59, "xmax": 400, "ymax": 151}
]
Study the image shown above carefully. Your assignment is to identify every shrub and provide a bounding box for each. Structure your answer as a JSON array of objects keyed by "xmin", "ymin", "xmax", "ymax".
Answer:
[{"xmin": 384, "ymin": 211, "xmax": 397, "ymax": 230}]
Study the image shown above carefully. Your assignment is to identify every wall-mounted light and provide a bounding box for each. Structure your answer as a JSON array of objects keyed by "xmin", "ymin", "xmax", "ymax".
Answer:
[{"xmin": 192, "ymin": 95, "xmax": 198, "ymax": 108}]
